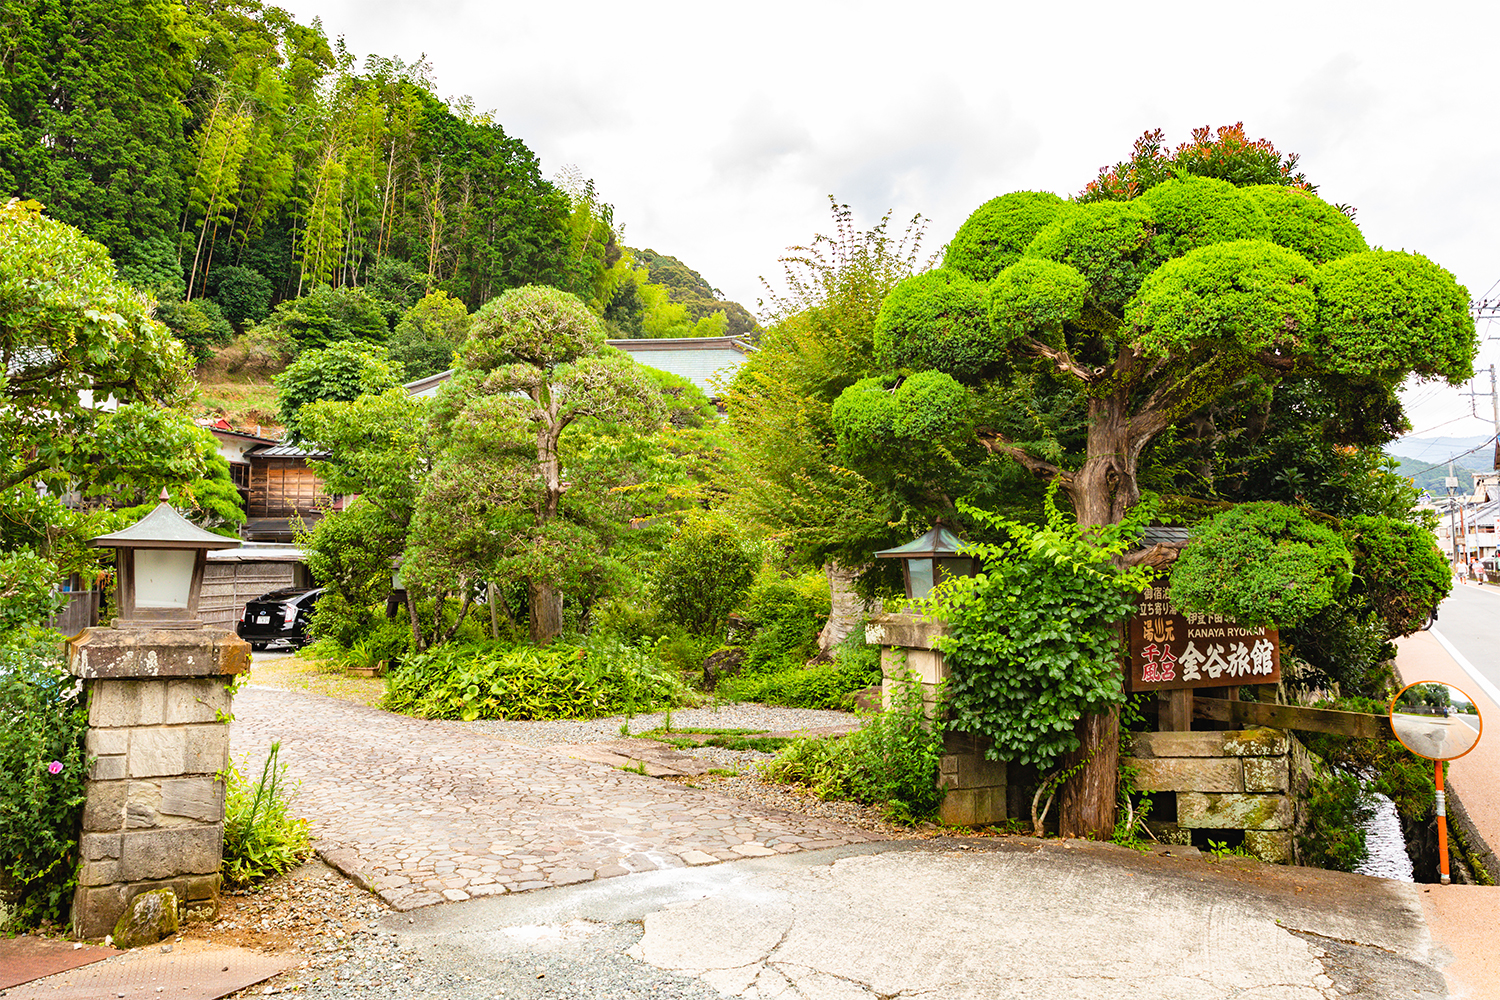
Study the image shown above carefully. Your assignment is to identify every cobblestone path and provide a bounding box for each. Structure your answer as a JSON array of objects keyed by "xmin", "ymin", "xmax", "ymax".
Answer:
[{"xmin": 230, "ymin": 687, "xmax": 877, "ymax": 910}]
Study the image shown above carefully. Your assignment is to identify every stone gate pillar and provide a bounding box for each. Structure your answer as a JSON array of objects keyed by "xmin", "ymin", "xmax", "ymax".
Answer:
[
  {"xmin": 67, "ymin": 627, "xmax": 249, "ymax": 939},
  {"xmin": 864, "ymin": 612, "xmax": 1008, "ymax": 826}
]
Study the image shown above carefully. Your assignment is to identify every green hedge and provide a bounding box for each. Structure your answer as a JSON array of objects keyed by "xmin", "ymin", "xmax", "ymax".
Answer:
[{"xmin": 384, "ymin": 635, "xmax": 684, "ymax": 721}]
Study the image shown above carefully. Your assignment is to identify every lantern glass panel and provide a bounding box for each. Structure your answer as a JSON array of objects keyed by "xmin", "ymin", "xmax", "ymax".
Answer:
[
  {"xmin": 134, "ymin": 549, "xmax": 196, "ymax": 608},
  {"xmin": 935, "ymin": 557, "xmax": 973, "ymax": 587},
  {"xmin": 907, "ymin": 558, "xmax": 935, "ymax": 600}
]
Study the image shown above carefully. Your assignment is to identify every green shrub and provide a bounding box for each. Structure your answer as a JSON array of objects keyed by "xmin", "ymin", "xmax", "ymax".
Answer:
[
  {"xmin": 1297, "ymin": 762, "xmax": 1374, "ymax": 872},
  {"xmin": 933, "ymin": 494, "xmax": 1153, "ymax": 771},
  {"xmin": 652, "ymin": 512, "xmax": 757, "ymax": 637},
  {"xmin": 257, "ymin": 285, "xmax": 390, "ymax": 352},
  {"xmin": 717, "ymin": 657, "xmax": 878, "ymax": 710},
  {"xmin": 156, "ymin": 297, "xmax": 235, "ymax": 361},
  {"xmin": 307, "ymin": 592, "xmax": 379, "ymax": 650},
  {"xmin": 739, "ymin": 577, "xmax": 827, "ymax": 675},
  {"xmin": 0, "ymin": 550, "xmax": 62, "ymax": 634},
  {"xmin": 760, "ymin": 678, "xmax": 944, "ymax": 823},
  {"xmin": 590, "ymin": 597, "xmax": 661, "ymax": 645},
  {"xmin": 384, "ymin": 635, "xmax": 685, "ymax": 721},
  {"xmin": 655, "ymin": 631, "xmax": 719, "ymax": 677},
  {"xmin": 1170, "ymin": 501, "xmax": 1353, "ymax": 630},
  {"xmin": 221, "ymin": 741, "xmax": 311, "ymax": 888},
  {"xmin": 209, "ymin": 265, "xmax": 274, "ymax": 327},
  {"xmin": 943, "ymin": 191, "xmax": 1068, "ymax": 282},
  {"xmin": 871, "ymin": 268, "xmax": 995, "ymax": 380},
  {"xmin": 0, "ymin": 629, "xmax": 88, "ymax": 928}
]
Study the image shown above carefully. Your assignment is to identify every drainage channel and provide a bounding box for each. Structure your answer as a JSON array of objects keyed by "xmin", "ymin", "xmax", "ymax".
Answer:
[{"xmin": 1355, "ymin": 792, "xmax": 1415, "ymax": 882}]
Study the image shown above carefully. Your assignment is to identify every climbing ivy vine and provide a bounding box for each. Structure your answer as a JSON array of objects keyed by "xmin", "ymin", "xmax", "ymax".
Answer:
[{"xmin": 931, "ymin": 491, "xmax": 1155, "ymax": 771}]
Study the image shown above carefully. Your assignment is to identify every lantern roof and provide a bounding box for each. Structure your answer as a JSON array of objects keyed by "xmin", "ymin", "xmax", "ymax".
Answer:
[
  {"xmin": 874, "ymin": 523, "xmax": 967, "ymax": 560},
  {"xmin": 89, "ymin": 502, "xmax": 240, "ymax": 551}
]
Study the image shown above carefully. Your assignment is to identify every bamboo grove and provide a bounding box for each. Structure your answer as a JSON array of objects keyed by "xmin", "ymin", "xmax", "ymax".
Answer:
[{"xmin": 0, "ymin": 1, "xmax": 609, "ymax": 320}]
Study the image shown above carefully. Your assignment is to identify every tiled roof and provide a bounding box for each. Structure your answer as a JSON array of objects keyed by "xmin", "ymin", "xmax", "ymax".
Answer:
[{"xmin": 246, "ymin": 443, "xmax": 330, "ymax": 459}]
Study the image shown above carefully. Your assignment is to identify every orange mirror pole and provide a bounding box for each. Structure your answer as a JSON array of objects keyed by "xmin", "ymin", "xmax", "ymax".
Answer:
[{"xmin": 1436, "ymin": 759, "xmax": 1451, "ymax": 886}]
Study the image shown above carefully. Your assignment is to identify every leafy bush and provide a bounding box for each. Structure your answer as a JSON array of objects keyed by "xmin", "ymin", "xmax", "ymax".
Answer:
[
  {"xmin": 872, "ymin": 268, "xmax": 995, "ymax": 380},
  {"xmin": 943, "ymin": 190, "xmax": 1068, "ymax": 282},
  {"xmin": 652, "ymin": 512, "xmax": 757, "ymax": 637},
  {"xmin": 384, "ymin": 635, "xmax": 684, "ymax": 721},
  {"xmin": 1343, "ymin": 515, "xmax": 1451, "ymax": 638},
  {"xmin": 274, "ymin": 342, "xmax": 405, "ymax": 443},
  {"xmin": 0, "ymin": 550, "xmax": 62, "ymax": 634},
  {"xmin": 760, "ymin": 678, "xmax": 944, "ymax": 823},
  {"xmin": 655, "ymin": 631, "xmax": 719, "ymax": 676},
  {"xmin": 739, "ymin": 576, "xmax": 828, "ymax": 674},
  {"xmin": 256, "ymin": 285, "xmax": 390, "ymax": 352},
  {"xmin": 716, "ymin": 656, "xmax": 879, "ymax": 710},
  {"xmin": 388, "ymin": 290, "xmax": 470, "ymax": 380},
  {"xmin": 1297, "ymin": 762, "xmax": 1374, "ymax": 872},
  {"xmin": 1170, "ymin": 501, "xmax": 1353, "ymax": 629},
  {"xmin": 0, "ymin": 629, "xmax": 88, "ymax": 928},
  {"xmin": 209, "ymin": 265, "xmax": 274, "ymax": 327},
  {"xmin": 156, "ymin": 297, "xmax": 235, "ymax": 361},
  {"xmin": 306, "ymin": 592, "xmax": 379, "ymax": 650},
  {"xmin": 221, "ymin": 742, "xmax": 311, "ymax": 888}
]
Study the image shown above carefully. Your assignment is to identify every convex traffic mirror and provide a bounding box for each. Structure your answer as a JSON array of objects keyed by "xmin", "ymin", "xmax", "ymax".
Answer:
[
  {"xmin": 1389, "ymin": 679, "xmax": 1483, "ymax": 886},
  {"xmin": 1389, "ymin": 681, "xmax": 1482, "ymax": 761}
]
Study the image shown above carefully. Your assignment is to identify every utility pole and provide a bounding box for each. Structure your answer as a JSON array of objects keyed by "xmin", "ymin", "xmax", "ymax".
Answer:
[
  {"xmin": 1491, "ymin": 363, "xmax": 1498, "ymax": 472},
  {"xmin": 1447, "ymin": 462, "xmax": 1461, "ymax": 569}
]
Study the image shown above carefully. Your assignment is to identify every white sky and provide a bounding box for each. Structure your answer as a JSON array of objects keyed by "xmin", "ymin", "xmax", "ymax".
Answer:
[{"xmin": 281, "ymin": 0, "xmax": 1500, "ymax": 461}]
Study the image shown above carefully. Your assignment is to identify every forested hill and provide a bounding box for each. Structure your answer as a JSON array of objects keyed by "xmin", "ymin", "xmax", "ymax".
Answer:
[
  {"xmin": 1386, "ymin": 454, "xmax": 1478, "ymax": 494},
  {"xmin": 629, "ymin": 249, "xmax": 758, "ymax": 338},
  {"xmin": 0, "ymin": 1, "xmax": 755, "ymax": 374}
]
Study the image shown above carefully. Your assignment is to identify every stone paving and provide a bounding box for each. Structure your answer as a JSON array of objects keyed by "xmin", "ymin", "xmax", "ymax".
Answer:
[{"xmin": 230, "ymin": 687, "xmax": 877, "ymax": 910}]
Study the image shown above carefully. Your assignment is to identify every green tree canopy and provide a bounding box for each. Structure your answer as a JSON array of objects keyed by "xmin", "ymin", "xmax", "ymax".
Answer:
[
  {"xmin": 413, "ymin": 286, "xmax": 664, "ymax": 644},
  {"xmin": 0, "ymin": 200, "xmax": 192, "ymax": 494},
  {"xmin": 274, "ymin": 341, "xmax": 404, "ymax": 442},
  {"xmin": 814, "ymin": 125, "xmax": 1477, "ymax": 839}
]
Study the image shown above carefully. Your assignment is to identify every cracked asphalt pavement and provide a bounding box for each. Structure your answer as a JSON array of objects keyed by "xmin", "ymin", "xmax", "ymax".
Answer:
[{"xmin": 350, "ymin": 839, "xmax": 1449, "ymax": 1000}]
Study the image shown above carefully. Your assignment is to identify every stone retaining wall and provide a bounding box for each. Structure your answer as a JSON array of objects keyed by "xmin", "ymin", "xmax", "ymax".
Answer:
[{"xmin": 1124, "ymin": 727, "xmax": 1313, "ymax": 863}]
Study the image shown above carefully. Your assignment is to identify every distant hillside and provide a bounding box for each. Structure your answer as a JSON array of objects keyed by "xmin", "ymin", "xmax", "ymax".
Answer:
[
  {"xmin": 1387, "ymin": 454, "xmax": 1479, "ymax": 495},
  {"xmin": 630, "ymin": 248, "xmax": 759, "ymax": 338},
  {"xmin": 1388, "ymin": 433, "xmax": 1495, "ymax": 464}
]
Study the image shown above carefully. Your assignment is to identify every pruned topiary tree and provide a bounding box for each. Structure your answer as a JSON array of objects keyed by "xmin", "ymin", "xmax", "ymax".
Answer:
[{"xmin": 830, "ymin": 128, "xmax": 1478, "ymax": 838}]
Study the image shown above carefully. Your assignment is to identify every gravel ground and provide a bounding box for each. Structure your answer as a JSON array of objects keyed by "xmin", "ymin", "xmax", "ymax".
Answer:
[{"xmin": 461, "ymin": 703, "xmax": 863, "ymax": 747}]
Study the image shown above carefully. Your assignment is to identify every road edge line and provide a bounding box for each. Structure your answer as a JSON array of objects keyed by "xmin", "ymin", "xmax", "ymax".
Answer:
[{"xmin": 1429, "ymin": 628, "xmax": 1500, "ymax": 710}]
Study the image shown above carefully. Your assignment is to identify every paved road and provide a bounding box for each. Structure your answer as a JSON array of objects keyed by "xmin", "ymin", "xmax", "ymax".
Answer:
[
  {"xmin": 385, "ymin": 839, "xmax": 1451, "ymax": 1000},
  {"xmin": 1430, "ymin": 582, "xmax": 1500, "ymax": 706},
  {"xmin": 230, "ymin": 687, "xmax": 876, "ymax": 910}
]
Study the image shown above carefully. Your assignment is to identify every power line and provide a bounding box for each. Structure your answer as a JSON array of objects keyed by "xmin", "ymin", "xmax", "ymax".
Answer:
[{"xmin": 1406, "ymin": 434, "xmax": 1500, "ymax": 477}]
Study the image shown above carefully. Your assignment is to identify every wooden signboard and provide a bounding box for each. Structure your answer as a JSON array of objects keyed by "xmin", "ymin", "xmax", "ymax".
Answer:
[{"xmin": 1125, "ymin": 586, "xmax": 1280, "ymax": 692}]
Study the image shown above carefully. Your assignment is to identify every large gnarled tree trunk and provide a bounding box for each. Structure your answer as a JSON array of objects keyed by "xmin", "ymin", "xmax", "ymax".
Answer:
[
  {"xmin": 530, "ymin": 400, "xmax": 567, "ymax": 645},
  {"xmin": 979, "ymin": 359, "xmax": 1179, "ymax": 839}
]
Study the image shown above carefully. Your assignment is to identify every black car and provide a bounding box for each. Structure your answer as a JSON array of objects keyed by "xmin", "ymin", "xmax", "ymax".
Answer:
[{"xmin": 236, "ymin": 587, "xmax": 323, "ymax": 650}]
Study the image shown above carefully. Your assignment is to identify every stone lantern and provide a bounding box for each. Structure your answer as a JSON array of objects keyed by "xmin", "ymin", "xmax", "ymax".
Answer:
[
  {"xmin": 66, "ymin": 496, "xmax": 250, "ymax": 943},
  {"xmin": 874, "ymin": 521, "xmax": 980, "ymax": 601},
  {"xmin": 90, "ymin": 493, "xmax": 239, "ymax": 629}
]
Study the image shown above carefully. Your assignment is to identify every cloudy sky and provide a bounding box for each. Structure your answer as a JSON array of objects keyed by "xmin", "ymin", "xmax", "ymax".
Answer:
[{"xmin": 281, "ymin": 0, "xmax": 1499, "ymax": 462}]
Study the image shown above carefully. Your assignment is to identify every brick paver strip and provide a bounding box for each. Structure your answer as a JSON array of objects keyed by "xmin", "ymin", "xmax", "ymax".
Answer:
[{"xmin": 231, "ymin": 687, "xmax": 876, "ymax": 910}]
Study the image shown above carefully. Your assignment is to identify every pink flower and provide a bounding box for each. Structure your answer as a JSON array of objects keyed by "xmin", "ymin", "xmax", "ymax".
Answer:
[{"xmin": 47, "ymin": 761, "xmax": 63, "ymax": 775}]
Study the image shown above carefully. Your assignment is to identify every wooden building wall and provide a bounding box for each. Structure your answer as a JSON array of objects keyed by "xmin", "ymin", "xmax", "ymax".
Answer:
[
  {"xmin": 200, "ymin": 562, "xmax": 307, "ymax": 628},
  {"xmin": 248, "ymin": 459, "xmax": 325, "ymax": 518}
]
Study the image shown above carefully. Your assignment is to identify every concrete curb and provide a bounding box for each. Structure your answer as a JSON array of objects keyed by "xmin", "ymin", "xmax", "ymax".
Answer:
[{"xmin": 1444, "ymin": 786, "xmax": 1497, "ymax": 884}]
